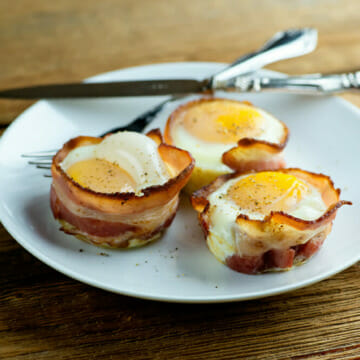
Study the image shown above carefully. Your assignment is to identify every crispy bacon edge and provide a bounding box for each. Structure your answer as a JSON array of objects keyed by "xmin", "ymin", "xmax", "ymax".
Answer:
[
  {"xmin": 191, "ymin": 168, "xmax": 352, "ymax": 274},
  {"xmin": 163, "ymin": 97, "xmax": 289, "ymax": 173},
  {"xmin": 50, "ymin": 129, "xmax": 194, "ymax": 248}
]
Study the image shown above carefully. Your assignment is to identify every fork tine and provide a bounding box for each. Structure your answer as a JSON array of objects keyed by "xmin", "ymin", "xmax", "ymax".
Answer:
[
  {"xmin": 36, "ymin": 164, "xmax": 52, "ymax": 169},
  {"xmin": 22, "ymin": 150, "xmax": 57, "ymax": 158},
  {"xmin": 43, "ymin": 174, "xmax": 52, "ymax": 178},
  {"xmin": 28, "ymin": 160, "xmax": 52, "ymax": 165}
]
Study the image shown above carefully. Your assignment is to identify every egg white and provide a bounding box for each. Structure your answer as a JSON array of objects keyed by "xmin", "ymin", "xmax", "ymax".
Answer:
[
  {"xmin": 205, "ymin": 174, "xmax": 328, "ymax": 261},
  {"xmin": 171, "ymin": 106, "xmax": 285, "ymax": 172},
  {"xmin": 60, "ymin": 132, "xmax": 170, "ymax": 195}
]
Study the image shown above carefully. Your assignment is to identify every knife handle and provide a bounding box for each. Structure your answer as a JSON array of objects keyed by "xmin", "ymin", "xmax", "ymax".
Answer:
[
  {"xmin": 232, "ymin": 72, "xmax": 360, "ymax": 94},
  {"xmin": 211, "ymin": 28, "xmax": 317, "ymax": 87}
]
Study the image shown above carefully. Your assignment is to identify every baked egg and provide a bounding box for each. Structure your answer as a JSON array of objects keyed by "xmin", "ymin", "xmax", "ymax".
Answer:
[{"xmin": 60, "ymin": 131, "xmax": 170, "ymax": 195}]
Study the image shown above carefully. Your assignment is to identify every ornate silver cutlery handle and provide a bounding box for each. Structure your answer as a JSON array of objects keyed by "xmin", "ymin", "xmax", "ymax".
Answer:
[{"xmin": 231, "ymin": 72, "xmax": 360, "ymax": 94}]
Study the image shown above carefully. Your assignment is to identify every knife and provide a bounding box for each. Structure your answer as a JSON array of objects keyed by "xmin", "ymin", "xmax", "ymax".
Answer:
[{"xmin": 0, "ymin": 28, "xmax": 317, "ymax": 99}]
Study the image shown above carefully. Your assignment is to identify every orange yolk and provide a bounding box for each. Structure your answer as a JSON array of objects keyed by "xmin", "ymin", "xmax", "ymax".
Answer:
[
  {"xmin": 180, "ymin": 100, "xmax": 264, "ymax": 144},
  {"xmin": 227, "ymin": 172, "xmax": 309, "ymax": 215},
  {"xmin": 67, "ymin": 158, "xmax": 136, "ymax": 193}
]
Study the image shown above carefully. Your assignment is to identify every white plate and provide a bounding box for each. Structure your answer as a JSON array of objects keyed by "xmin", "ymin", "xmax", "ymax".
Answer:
[{"xmin": 0, "ymin": 62, "xmax": 358, "ymax": 303}]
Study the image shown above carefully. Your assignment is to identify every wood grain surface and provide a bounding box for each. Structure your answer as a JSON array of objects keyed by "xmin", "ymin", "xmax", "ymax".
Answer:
[{"xmin": 1, "ymin": 1, "xmax": 360, "ymax": 359}]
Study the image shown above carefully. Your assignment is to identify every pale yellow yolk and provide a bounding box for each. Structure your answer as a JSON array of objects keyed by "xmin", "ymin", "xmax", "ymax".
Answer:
[
  {"xmin": 67, "ymin": 158, "xmax": 136, "ymax": 193},
  {"xmin": 227, "ymin": 172, "xmax": 309, "ymax": 215},
  {"xmin": 181, "ymin": 101, "xmax": 264, "ymax": 144}
]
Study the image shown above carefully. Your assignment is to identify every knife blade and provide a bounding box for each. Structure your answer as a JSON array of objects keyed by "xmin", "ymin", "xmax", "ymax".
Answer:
[{"xmin": 0, "ymin": 79, "xmax": 209, "ymax": 99}]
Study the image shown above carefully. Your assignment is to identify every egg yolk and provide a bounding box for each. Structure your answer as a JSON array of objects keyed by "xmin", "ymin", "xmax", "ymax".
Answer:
[
  {"xmin": 67, "ymin": 158, "xmax": 136, "ymax": 193},
  {"xmin": 227, "ymin": 172, "xmax": 309, "ymax": 215},
  {"xmin": 181, "ymin": 100, "xmax": 264, "ymax": 144}
]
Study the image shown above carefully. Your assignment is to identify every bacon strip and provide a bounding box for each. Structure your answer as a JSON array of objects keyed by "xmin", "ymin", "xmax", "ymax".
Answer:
[
  {"xmin": 221, "ymin": 136, "xmax": 288, "ymax": 173},
  {"xmin": 225, "ymin": 235, "xmax": 325, "ymax": 274}
]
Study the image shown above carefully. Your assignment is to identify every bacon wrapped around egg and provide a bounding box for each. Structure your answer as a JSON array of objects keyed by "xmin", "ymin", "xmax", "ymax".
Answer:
[
  {"xmin": 50, "ymin": 130, "xmax": 194, "ymax": 248},
  {"xmin": 164, "ymin": 97, "xmax": 289, "ymax": 193},
  {"xmin": 191, "ymin": 169, "xmax": 351, "ymax": 274}
]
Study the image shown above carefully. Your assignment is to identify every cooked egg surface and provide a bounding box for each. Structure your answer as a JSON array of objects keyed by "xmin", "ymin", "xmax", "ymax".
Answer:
[
  {"xmin": 60, "ymin": 132, "xmax": 170, "ymax": 195},
  {"xmin": 66, "ymin": 158, "xmax": 136, "ymax": 193},
  {"xmin": 170, "ymin": 100, "xmax": 284, "ymax": 171},
  {"xmin": 227, "ymin": 172, "xmax": 309, "ymax": 215},
  {"xmin": 206, "ymin": 172, "xmax": 327, "ymax": 260}
]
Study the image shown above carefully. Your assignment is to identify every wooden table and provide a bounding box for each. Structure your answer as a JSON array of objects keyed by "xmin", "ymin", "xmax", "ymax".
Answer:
[{"xmin": 1, "ymin": 1, "xmax": 360, "ymax": 359}]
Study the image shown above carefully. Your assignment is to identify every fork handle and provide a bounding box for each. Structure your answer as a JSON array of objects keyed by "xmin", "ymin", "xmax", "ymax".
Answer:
[{"xmin": 232, "ymin": 72, "xmax": 360, "ymax": 94}]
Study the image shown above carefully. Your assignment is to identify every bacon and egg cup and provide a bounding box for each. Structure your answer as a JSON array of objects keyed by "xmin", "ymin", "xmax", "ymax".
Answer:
[
  {"xmin": 50, "ymin": 130, "xmax": 194, "ymax": 248},
  {"xmin": 164, "ymin": 97, "xmax": 288, "ymax": 193},
  {"xmin": 191, "ymin": 169, "xmax": 351, "ymax": 274}
]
